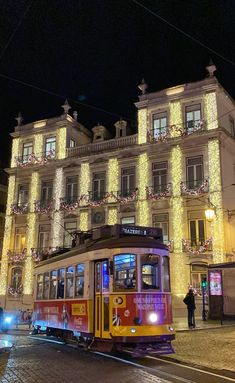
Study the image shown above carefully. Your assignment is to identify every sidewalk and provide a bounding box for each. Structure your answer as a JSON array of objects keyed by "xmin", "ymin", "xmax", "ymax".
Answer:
[{"xmin": 173, "ymin": 317, "xmax": 235, "ymax": 331}]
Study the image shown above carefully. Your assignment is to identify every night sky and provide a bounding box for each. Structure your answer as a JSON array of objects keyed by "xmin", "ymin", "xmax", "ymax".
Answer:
[{"xmin": 0, "ymin": 0, "xmax": 234, "ymax": 168}]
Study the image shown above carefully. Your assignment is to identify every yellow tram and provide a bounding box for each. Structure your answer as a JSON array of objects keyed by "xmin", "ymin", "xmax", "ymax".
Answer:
[{"xmin": 33, "ymin": 225, "xmax": 175, "ymax": 355}]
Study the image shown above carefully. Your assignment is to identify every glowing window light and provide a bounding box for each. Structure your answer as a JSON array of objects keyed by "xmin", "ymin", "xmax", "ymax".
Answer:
[
  {"xmin": 169, "ymin": 101, "xmax": 182, "ymax": 138},
  {"xmin": 80, "ymin": 163, "xmax": 90, "ymax": 196},
  {"xmin": 204, "ymin": 92, "xmax": 218, "ymax": 130},
  {"xmin": 11, "ymin": 138, "xmax": 20, "ymax": 168},
  {"xmin": 108, "ymin": 207, "xmax": 118, "ymax": 225},
  {"xmin": 52, "ymin": 168, "xmax": 64, "ymax": 247},
  {"xmin": 80, "ymin": 211, "xmax": 89, "ymax": 231},
  {"xmin": 57, "ymin": 127, "xmax": 67, "ymax": 159},
  {"xmin": 208, "ymin": 139, "xmax": 224, "ymax": 263},
  {"xmin": 0, "ymin": 216, "xmax": 13, "ymax": 294},
  {"xmin": 34, "ymin": 134, "xmax": 43, "ymax": 155},
  {"xmin": 108, "ymin": 158, "xmax": 119, "ymax": 197},
  {"xmin": 137, "ymin": 108, "xmax": 148, "ymax": 144}
]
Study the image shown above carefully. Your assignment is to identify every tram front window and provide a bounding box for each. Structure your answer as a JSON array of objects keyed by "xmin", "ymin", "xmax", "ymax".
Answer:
[
  {"xmin": 57, "ymin": 268, "xmax": 65, "ymax": 299},
  {"xmin": 75, "ymin": 263, "xmax": 84, "ymax": 297},
  {"xmin": 141, "ymin": 254, "xmax": 160, "ymax": 290},
  {"xmin": 114, "ymin": 254, "xmax": 136, "ymax": 291},
  {"xmin": 66, "ymin": 266, "xmax": 75, "ymax": 298}
]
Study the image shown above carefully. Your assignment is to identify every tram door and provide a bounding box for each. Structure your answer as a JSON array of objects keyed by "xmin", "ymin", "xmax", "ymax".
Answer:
[{"xmin": 94, "ymin": 260, "xmax": 111, "ymax": 339}]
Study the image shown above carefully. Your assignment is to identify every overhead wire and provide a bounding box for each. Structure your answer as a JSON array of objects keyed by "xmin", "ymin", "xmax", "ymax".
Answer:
[{"xmin": 131, "ymin": 0, "xmax": 235, "ymax": 67}]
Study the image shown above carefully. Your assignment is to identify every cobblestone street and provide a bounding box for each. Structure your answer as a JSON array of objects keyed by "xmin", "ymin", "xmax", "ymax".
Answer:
[{"xmin": 171, "ymin": 326, "xmax": 235, "ymax": 372}]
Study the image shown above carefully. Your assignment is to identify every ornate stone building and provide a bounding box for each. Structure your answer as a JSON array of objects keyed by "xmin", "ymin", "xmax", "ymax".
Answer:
[{"xmin": 1, "ymin": 64, "xmax": 235, "ymax": 314}]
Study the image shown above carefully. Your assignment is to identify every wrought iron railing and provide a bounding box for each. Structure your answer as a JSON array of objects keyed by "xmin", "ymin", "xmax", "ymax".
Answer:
[
  {"xmin": 15, "ymin": 149, "xmax": 55, "ymax": 167},
  {"xmin": 11, "ymin": 203, "xmax": 28, "ymax": 215},
  {"xmin": 181, "ymin": 178, "xmax": 209, "ymax": 195},
  {"xmin": 148, "ymin": 120, "xmax": 205, "ymax": 143},
  {"xmin": 146, "ymin": 184, "xmax": 171, "ymax": 200},
  {"xmin": 7, "ymin": 249, "xmax": 27, "ymax": 263},
  {"xmin": 34, "ymin": 200, "xmax": 54, "ymax": 214}
]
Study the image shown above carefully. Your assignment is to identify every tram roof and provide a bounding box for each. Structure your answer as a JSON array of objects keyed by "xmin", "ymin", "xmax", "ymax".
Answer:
[{"xmin": 35, "ymin": 235, "xmax": 169, "ymax": 268}]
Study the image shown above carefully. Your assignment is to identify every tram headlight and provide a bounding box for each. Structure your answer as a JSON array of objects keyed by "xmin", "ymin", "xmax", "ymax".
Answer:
[
  {"xmin": 149, "ymin": 312, "xmax": 158, "ymax": 323},
  {"xmin": 168, "ymin": 326, "xmax": 174, "ymax": 332},
  {"xmin": 131, "ymin": 328, "xmax": 136, "ymax": 333},
  {"xmin": 4, "ymin": 316, "xmax": 12, "ymax": 324}
]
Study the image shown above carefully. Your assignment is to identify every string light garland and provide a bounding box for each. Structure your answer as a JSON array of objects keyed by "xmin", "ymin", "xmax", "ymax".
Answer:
[
  {"xmin": 16, "ymin": 149, "xmax": 55, "ymax": 167},
  {"xmin": 8, "ymin": 285, "xmax": 23, "ymax": 296},
  {"xmin": 7, "ymin": 249, "xmax": 27, "ymax": 263},
  {"xmin": 108, "ymin": 207, "xmax": 118, "ymax": 225},
  {"xmin": 138, "ymin": 108, "xmax": 148, "ymax": 144},
  {"xmin": 170, "ymin": 101, "xmax": 182, "ymax": 138},
  {"xmin": 182, "ymin": 238, "xmax": 212, "ymax": 256},
  {"xmin": 208, "ymin": 139, "xmax": 224, "ymax": 263},
  {"xmin": 34, "ymin": 201, "xmax": 53, "ymax": 214},
  {"xmin": 34, "ymin": 134, "xmax": 43, "ymax": 155},
  {"xmin": 11, "ymin": 138, "xmax": 20, "ymax": 167},
  {"xmin": 138, "ymin": 153, "xmax": 149, "ymax": 225},
  {"xmin": 204, "ymin": 92, "xmax": 218, "ymax": 130},
  {"xmin": 52, "ymin": 168, "xmax": 64, "ymax": 248},
  {"xmin": 146, "ymin": 184, "xmax": 171, "ymax": 200},
  {"xmin": 80, "ymin": 210, "xmax": 89, "ymax": 231},
  {"xmin": 108, "ymin": 158, "xmax": 119, "ymax": 205},
  {"xmin": 80, "ymin": 163, "xmax": 90, "ymax": 205},
  {"xmin": 10, "ymin": 203, "xmax": 28, "ymax": 215},
  {"xmin": 0, "ymin": 216, "xmax": 13, "ymax": 294},
  {"xmin": 180, "ymin": 179, "xmax": 209, "ymax": 195},
  {"xmin": 57, "ymin": 127, "xmax": 67, "ymax": 159}
]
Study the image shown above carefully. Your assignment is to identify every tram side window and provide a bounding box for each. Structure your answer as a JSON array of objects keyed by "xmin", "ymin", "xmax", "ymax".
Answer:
[
  {"xmin": 50, "ymin": 270, "xmax": 57, "ymax": 299},
  {"xmin": 66, "ymin": 266, "xmax": 75, "ymax": 298},
  {"xmin": 113, "ymin": 254, "xmax": 136, "ymax": 291},
  {"xmin": 37, "ymin": 274, "xmax": 43, "ymax": 300},
  {"xmin": 43, "ymin": 272, "xmax": 50, "ymax": 299},
  {"xmin": 162, "ymin": 256, "xmax": 170, "ymax": 292},
  {"xmin": 57, "ymin": 268, "xmax": 65, "ymax": 299},
  {"xmin": 141, "ymin": 254, "xmax": 160, "ymax": 290},
  {"xmin": 75, "ymin": 263, "xmax": 84, "ymax": 297}
]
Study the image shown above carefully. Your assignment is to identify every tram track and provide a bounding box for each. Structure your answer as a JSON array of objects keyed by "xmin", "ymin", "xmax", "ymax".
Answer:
[{"xmin": 29, "ymin": 335, "xmax": 235, "ymax": 383}]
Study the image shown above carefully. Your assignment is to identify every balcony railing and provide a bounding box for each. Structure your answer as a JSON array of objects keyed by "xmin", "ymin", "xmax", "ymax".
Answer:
[
  {"xmin": 11, "ymin": 203, "xmax": 28, "ymax": 215},
  {"xmin": 34, "ymin": 200, "xmax": 54, "ymax": 214},
  {"xmin": 181, "ymin": 179, "xmax": 209, "ymax": 195},
  {"xmin": 67, "ymin": 134, "xmax": 138, "ymax": 157},
  {"xmin": 60, "ymin": 189, "xmax": 138, "ymax": 211},
  {"xmin": 148, "ymin": 120, "xmax": 205, "ymax": 143},
  {"xmin": 146, "ymin": 184, "xmax": 171, "ymax": 200},
  {"xmin": 182, "ymin": 238, "xmax": 212, "ymax": 256},
  {"xmin": 7, "ymin": 249, "xmax": 27, "ymax": 263},
  {"xmin": 15, "ymin": 149, "xmax": 55, "ymax": 168}
]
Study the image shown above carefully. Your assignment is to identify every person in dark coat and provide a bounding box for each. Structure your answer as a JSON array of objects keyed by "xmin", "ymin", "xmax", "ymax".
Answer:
[{"xmin": 183, "ymin": 288, "xmax": 196, "ymax": 328}]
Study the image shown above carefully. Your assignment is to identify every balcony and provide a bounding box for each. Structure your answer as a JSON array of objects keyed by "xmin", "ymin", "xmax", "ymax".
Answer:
[
  {"xmin": 7, "ymin": 249, "xmax": 27, "ymax": 263},
  {"xmin": 60, "ymin": 189, "xmax": 138, "ymax": 211},
  {"xmin": 34, "ymin": 200, "xmax": 54, "ymax": 214},
  {"xmin": 15, "ymin": 150, "xmax": 55, "ymax": 168},
  {"xmin": 31, "ymin": 247, "xmax": 68, "ymax": 262},
  {"xmin": 11, "ymin": 203, "xmax": 28, "ymax": 215},
  {"xmin": 181, "ymin": 179, "xmax": 209, "ymax": 196},
  {"xmin": 146, "ymin": 184, "xmax": 171, "ymax": 200},
  {"xmin": 148, "ymin": 120, "xmax": 205, "ymax": 143},
  {"xmin": 67, "ymin": 134, "xmax": 138, "ymax": 158},
  {"xmin": 183, "ymin": 238, "xmax": 212, "ymax": 257}
]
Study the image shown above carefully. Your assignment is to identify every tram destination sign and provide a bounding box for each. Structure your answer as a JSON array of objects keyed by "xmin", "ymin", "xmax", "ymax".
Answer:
[{"xmin": 118, "ymin": 225, "xmax": 162, "ymax": 240}]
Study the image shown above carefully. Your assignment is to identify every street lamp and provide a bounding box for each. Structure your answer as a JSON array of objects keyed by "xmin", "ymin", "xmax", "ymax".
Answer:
[{"xmin": 205, "ymin": 207, "xmax": 215, "ymax": 222}]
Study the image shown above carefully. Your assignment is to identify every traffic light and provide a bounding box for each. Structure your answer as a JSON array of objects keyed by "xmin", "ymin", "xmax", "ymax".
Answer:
[{"xmin": 201, "ymin": 278, "xmax": 208, "ymax": 288}]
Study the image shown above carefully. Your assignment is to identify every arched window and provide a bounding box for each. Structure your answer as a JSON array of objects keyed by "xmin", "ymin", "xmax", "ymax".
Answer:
[{"xmin": 11, "ymin": 267, "xmax": 23, "ymax": 290}]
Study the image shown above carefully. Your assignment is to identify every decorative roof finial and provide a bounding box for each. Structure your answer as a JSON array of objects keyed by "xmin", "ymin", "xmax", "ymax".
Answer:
[
  {"xmin": 15, "ymin": 112, "xmax": 23, "ymax": 126},
  {"xmin": 138, "ymin": 78, "xmax": 148, "ymax": 94},
  {"xmin": 73, "ymin": 111, "xmax": 78, "ymax": 121},
  {"xmin": 206, "ymin": 59, "xmax": 217, "ymax": 77},
  {"xmin": 61, "ymin": 99, "xmax": 71, "ymax": 114}
]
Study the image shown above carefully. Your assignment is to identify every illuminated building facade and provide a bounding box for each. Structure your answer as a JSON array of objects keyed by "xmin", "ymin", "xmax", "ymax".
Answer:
[{"xmin": 1, "ymin": 65, "xmax": 235, "ymax": 315}]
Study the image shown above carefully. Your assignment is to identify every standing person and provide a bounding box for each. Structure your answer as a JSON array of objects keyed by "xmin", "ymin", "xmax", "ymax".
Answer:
[
  {"xmin": 183, "ymin": 288, "xmax": 196, "ymax": 328},
  {"xmin": 0, "ymin": 306, "xmax": 4, "ymax": 329}
]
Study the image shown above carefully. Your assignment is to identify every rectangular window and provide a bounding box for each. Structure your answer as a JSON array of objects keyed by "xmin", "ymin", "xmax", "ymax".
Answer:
[
  {"xmin": 92, "ymin": 172, "xmax": 106, "ymax": 201},
  {"xmin": 57, "ymin": 268, "xmax": 65, "ymax": 299},
  {"xmin": 185, "ymin": 104, "xmax": 201, "ymax": 133},
  {"xmin": 43, "ymin": 272, "xmax": 50, "ymax": 300},
  {"xmin": 153, "ymin": 112, "xmax": 167, "ymax": 138},
  {"xmin": 18, "ymin": 184, "xmax": 29, "ymax": 205},
  {"xmin": 186, "ymin": 156, "xmax": 203, "ymax": 189},
  {"xmin": 37, "ymin": 274, "xmax": 43, "ymax": 300},
  {"xmin": 45, "ymin": 137, "xmax": 56, "ymax": 156},
  {"xmin": 66, "ymin": 266, "xmax": 75, "ymax": 298},
  {"xmin": 14, "ymin": 227, "xmax": 26, "ymax": 251},
  {"xmin": 189, "ymin": 219, "xmax": 205, "ymax": 246},
  {"xmin": 22, "ymin": 142, "xmax": 33, "ymax": 162},
  {"xmin": 152, "ymin": 162, "xmax": 168, "ymax": 193},
  {"xmin": 38, "ymin": 224, "xmax": 51, "ymax": 250},
  {"xmin": 49, "ymin": 270, "xmax": 57, "ymax": 299},
  {"xmin": 41, "ymin": 181, "xmax": 53, "ymax": 204},
  {"xmin": 75, "ymin": 263, "xmax": 84, "ymax": 297},
  {"xmin": 121, "ymin": 167, "xmax": 135, "ymax": 197},
  {"xmin": 66, "ymin": 176, "xmax": 78, "ymax": 202},
  {"xmin": 113, "ymin": 253, "xmax": 136, "ymax": 291},
  {"xmin": 152, "ymin": 213, "xmax": 169, "ymax": 244},
  {"xmin": 141, "ymin": 254, "xmax": 160, "ymax": 290},
  {"xmin": 64, "ymin": 221, "xmax": 77, "ymax": 248},
  {"xmin": 229, "ymin": 116, "xmax": 235, "ymax": 137},
  {"xmin": 69, "ymin": 139, "xmax": 76, "ymax": 148},
  {"xmin": 121, "ymin": 216, "xmax": 135, "ymax": 225}
]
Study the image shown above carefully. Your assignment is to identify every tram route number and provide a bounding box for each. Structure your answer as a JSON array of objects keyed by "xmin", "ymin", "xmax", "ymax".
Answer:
[{"xmin": 112, "ymin": 295, "xmax": 126, "ymax": 308}]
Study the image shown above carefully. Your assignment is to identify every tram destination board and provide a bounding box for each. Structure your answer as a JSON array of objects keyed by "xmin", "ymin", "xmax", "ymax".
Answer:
[{"xmin": 114, "ymin": 224, "xmax": 163, "ymax": 241}]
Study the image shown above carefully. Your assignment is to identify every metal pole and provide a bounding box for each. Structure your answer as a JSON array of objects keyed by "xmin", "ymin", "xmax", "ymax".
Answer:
[{"xmin": 202, "ymin": 285, "xmax": 207, "ymax": 321}]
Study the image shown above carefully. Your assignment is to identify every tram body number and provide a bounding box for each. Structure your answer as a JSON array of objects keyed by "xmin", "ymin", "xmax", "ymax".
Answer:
[{"xmin": 112, "ymin": 295, "xmax": 126, "ymax": 308}]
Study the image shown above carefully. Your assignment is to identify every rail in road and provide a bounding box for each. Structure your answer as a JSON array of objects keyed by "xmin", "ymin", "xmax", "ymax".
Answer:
[{"xmin": 29, "ymin": 335, "xmax": 235, "ymax": 383}]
